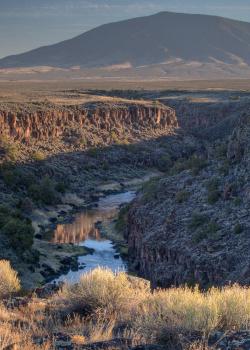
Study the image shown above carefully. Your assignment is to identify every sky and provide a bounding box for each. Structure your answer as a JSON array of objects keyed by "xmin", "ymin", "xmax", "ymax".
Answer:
[{"xmin": 1, "ymin": 0, "xmax": 250, "ymax": 59}]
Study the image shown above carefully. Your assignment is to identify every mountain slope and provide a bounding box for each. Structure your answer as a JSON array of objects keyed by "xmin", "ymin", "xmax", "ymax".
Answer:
[{"xmin": 1, "ymin": 11, "xmax": 250, "ymax": 79}]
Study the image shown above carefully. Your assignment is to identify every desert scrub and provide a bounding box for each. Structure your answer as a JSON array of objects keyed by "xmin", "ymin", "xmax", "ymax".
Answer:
[
  {"xmin": 135, "ymin": 284, "xmax": 250, "ymax": 343},
  {"xmin": 0, "ymin": 166, "xmax": 36, "ymax": 190},
  {"xmin": 0, "ymin": 205, "xmax": 34, "ymax": 252},
  {"xmin": 175, "ymin": 190, "xmax": 190, "ymax": 203},
  {"xmin": 234, "ymin": 223, "xmax": 244, "ymax": 234},
  {"xmin": 214, "ymin": 143, "xmax": 228, "ymax": 159},
  {"xmin": 219, "ymin": 160, "xmax": 230, "ymax": 176},
  {"xmin": 0, "ymin": 136, "xmax": 20, "ymax": 161},
  {"xmin": 207, "ymin": 190, "xmax": 221, "ymax": 204},
  {"xmin": 0, "ymin": 260, "xmax": 20, "ymax": 298},
  {"xmin": 2, "ymin": 217, "xmax": 34, "ymax": 252},
  {"xmin": 2, "ymin": 269, "xmax": 250, "ymax": 348},
  {"xmin": 32, "ymin": 150, "xmax": 46, "ymax": 162},
  {"xmin": 141, "ymin": 177, "xmax": 160, "ymax": 201},
  {"xmin": 205, "ymin": 178, "xmax": 220, "ymax": 192},
  {"xmin": 115, "ymin": 204, "xmax": 130, "ymax": 233},
  {"xmin": 189, "ymin": 213, "xmax": 209, "ymax": 230},
  {"xmin": 170, "ymin": 155, "xmax": 207, "ymax": 176},
  {"xmin": 192, "ymin": 221, "xmax": 220, "ymax": 243},
  {"xmin": 157, "ymin": 154, "xmax": 173, "ymax": 172},
  {"xmin": 54, "ymin": 267, "xmax": 148, "ymax": 318},
  {"xmin": 28, "ymin": 176, "xmax": 60, "ymax": 205}
]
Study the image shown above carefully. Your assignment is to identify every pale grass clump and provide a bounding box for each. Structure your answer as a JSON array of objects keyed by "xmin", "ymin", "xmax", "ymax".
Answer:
[
  {"xmin": 55, "ymin": 267, "xmax": 149, "ymax": 317},
  {"xmin": 2, "ymin": 268, "xmax": 250, "ymax": 349},
  {"xmin": 134, "ymin": 284, "xmax": 250, "ymax": 343},
  {"xmin": 0, "ymin": 260, "xmax": 20, "ymax": 299}
]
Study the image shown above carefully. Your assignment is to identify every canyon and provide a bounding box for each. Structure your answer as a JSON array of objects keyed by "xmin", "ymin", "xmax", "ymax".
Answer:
[{"xmin": 0, "ymin": 88, "xmax": 250, "ymax": 291}]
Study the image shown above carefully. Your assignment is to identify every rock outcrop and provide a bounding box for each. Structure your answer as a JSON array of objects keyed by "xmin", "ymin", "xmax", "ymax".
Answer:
[{"xmin": 0, "ymin": 102, "xmax": 177, "ymax": 143}]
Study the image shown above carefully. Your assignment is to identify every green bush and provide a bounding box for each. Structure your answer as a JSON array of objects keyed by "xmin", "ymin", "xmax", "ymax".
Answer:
[
  {"xmin": 2, "ymin": 217, "xmax": 34, "ymax": 251},
  {"xmin": 170, "ymin": 156, "xmax": 207, "ymax": 176},
  {"xmin": 189, "ymin": 213, "xmax": 209, "ymax": 230},
  {"xmin": 142, "ymin": 177, "xmax": 160, "ymax": 201},
  {"xmin": 175, "ymin": 190, "xmax": 190, "ymax": 203},
  {"xmin": 28, "ymin": 177, "xmax": 59, "ymax": 205},
  {"xmin": 157, "ymin": 154, "xmax": 173, "ymax": 172},
  {"xmin": 219, "ymin": 160, "xmax": 230, "ymax": 176},
  {"xmin": 234, "ymin": 223, "xmax": 244, "ymax": 234},
  {"xmin": 207, "ymin": 190, "xmax": 221, "ymax": 204},
  {"xmin": 192, "ymin": 221, "xmax": 220, "ymax": 243},
  {"xmin": 1, "ymin": 167, "xmax": 36, "ymax": 190},
  {"xmin": 115, "ymin": 204, "xmax": 130, "ymax": 233},
  {"xmin": 215, "ymin": 143, "xmax": 228, "ymax": 159},
  {"xmin": 206, "ymin": 178, "xmax": 220, "ymax": 192},
  {"xmin": 55, "ymin": 181, "xmax": 68, "ymax": 194},
  {"xmin": 233, "ymin": 197, "xmax": 242, "ymax": 206}
]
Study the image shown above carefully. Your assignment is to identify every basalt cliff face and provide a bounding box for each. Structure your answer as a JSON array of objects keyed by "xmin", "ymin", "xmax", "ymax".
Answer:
[
  {"xmin": 0, "ymin": 102, "xmax": 177, "ymax": 144},
  {"xmin": 126, "ymin": 114, "xmax": 250, "ymax": 288}
]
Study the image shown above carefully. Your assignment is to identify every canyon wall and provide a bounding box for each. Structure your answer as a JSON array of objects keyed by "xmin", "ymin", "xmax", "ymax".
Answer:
[
  {"xmin": 0, "ymin": 102, "xmax": 177, "ymax": 142},
  {"xmin": 126, "ymin": 114, "xmax": 250, "ymax": 288}
]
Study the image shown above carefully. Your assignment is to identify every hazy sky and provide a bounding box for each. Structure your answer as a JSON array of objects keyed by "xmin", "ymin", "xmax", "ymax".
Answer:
[{"xmin": 1, "ymin": 0, "xmax": 250, "ymax": 58}]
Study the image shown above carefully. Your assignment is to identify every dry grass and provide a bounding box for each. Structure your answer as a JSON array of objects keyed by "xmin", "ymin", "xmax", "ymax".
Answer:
[
  {"xmin": 135, "ymin": 284, "xmax": 250, "ymax": 343},
  {"xmin": 0, "ymin": 260, "xmax": 20, "ymax": 299},
  {"xmin": 1, "ymin": 268, "xmax": 250, "ymax": 349},
  {"xmin": 54, "ymin": 267, "xmax": 148, "ymax": 319}
]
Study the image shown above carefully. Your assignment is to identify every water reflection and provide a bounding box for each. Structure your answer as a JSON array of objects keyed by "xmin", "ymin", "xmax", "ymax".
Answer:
[
  {"xmin": 50, "ymin": 191, "xmax": 136, "ymax": 283},
  {"xmin": 51, "ymin": 191, "xmax": 135, "ymax": 244}
]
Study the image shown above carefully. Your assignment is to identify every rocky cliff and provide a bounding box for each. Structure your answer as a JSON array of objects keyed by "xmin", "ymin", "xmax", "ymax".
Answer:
[
  {"xmin": 126, "ymin": 114, "xmax": 250, "ymax": 288},
  {"xmin": 0, "ymin": 102, "xmax": 177, "ymax": 144}
]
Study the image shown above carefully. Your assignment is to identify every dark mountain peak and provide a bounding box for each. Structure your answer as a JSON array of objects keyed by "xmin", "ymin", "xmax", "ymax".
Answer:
[{"xmin": 0, "ymin": 11, "xmax": 250, "ymax": 79}]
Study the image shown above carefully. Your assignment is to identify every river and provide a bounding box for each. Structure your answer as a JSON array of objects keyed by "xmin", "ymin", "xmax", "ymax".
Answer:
[{"xmin": 49, "ymin": 191, "xmax": 136, "ymax": 284}]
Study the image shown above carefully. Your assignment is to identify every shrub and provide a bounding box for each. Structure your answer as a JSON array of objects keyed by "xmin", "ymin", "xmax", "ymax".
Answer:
[
  {"xmin": 1, "ymin": 167, "xmax": 36, "ymax": 190},
  {"xmin": 0, "ymin": 260, "xmax": 20, "ymax": 299},
  {"xmin": 205, "ymin": 178, "xmax": 220, "ymax": 192},
  {"xmin": 219, "ymin": 160, "xmax": 230, "ymax": 176},
  {"xmin": 110, "ymin": 130, "xmax": 119, "ymax": 144},
  {"xmin": 115, "ymin": 204, "xmax": 130, "ymax": 233},
  {"xmin": 2, "ymin": 218, "xmax": 34, "ymax": 251},
  {"xmin": 0, "ymin": 136, "xmax": 20, "ymax": 161},
  {"xmin": 157, "ymin": 154, "xmax": 173, "ymax": 172},
  {"xmin": 141, "ymin": 177, "xmax": 160, "ymax": 201},
  {"xmin": 28, "ymin": 177, "xmax": 59, "ymax": 205},
  {"xmin": 175, "ymin": 190, "xmax": 190, "ymax": 203},
  {"xmin": 170, "ymin": 156, "xmax": 207, "ymax": 176},
  {"xmin": 32, "ymin": 151, "xmax": 46, "ymax": 162},
  {"xmin": 233, "ymin": 197, "xmax": 242, "ymax": 206},
  {"xmin": 189, "ymin": 213, "xmax": 209, "ymax": 230},
  {"xmin": 135, "ymin": 284, "xmax": 250, "ymax": 343},
  {"xmin": 215, "ymin": 143, "xmax": 227, "ymax": 159},
  {"xmin": 55, "ymin": 268, "xmax": 148, "ymax": 317},
  {"xmin": 192, "ymin": 221, "xmax": 220, "ymax": 243},
  {"xmin": 55, "ymin": 181, "xmax": 68, "ymax": 194},
  {"xmin": 207, "ymin": 190, "xmax": 221, "ymax": 204},
  {"xmin": 234, "ymin": 223, "xmax": 244, "ymax": 234}
]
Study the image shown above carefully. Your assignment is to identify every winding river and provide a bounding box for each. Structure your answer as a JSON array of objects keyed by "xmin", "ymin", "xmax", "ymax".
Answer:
[{"xmin": 50, "ymin": 191, "xmax": 136, "ymax": 284}]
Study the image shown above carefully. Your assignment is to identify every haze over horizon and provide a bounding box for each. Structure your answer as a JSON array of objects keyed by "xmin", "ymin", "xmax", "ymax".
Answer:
[{"xmin": 1, "ymin": 0, "xmax": 250, "ymax": 59}]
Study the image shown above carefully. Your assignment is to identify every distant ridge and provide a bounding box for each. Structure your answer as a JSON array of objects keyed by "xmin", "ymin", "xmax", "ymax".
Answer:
[{"xmin": 1, "ymin": 11, "xmax": 250, "ymax": 79}]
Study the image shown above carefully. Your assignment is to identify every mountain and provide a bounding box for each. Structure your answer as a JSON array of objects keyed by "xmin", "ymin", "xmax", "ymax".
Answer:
[{"xmin": 1, "ymin": 11, "xmax": 250, "ymax": 79}]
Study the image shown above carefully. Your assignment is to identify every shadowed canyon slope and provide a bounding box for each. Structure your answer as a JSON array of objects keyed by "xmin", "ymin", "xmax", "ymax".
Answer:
[{"xmin": 1, "ymin": 12, "xmax": 250, "ymax": 79}]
